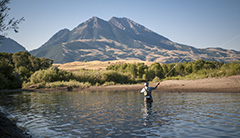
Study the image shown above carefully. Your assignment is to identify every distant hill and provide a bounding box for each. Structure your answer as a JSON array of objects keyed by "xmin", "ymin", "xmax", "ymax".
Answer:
[
  {"xmin": 30, "ymin": 16, "xmax": 240, "ymax": 63},
  {"xmin": 0, "ymin": 35, "xmax": 27, "ymax": 53}
]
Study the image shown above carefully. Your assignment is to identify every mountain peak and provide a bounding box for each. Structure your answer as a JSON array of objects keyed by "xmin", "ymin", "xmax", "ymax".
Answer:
[
  {"xmin": 89, "ymin": 16, "xmax": 102, "ymax": 22},
  {"xmin": 109, "ymin": 16, "xmax": 170, "ymax": 43},
  {"xmin": 30, "ymin": 16, "xmax": 240, "ymax": 63},
  {"xmin": 109, "ymin": 16, "xmax": 151, "ymax": 33}
]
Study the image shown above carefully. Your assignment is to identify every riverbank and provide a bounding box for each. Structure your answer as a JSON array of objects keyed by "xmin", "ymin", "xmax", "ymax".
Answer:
[
  {"xmin": 88, "ymin": 75, "xmax": 240, "ymax": 92},
  {"xmin": 17, "ymin": 75, "xmax": 240, "ymax": 93},
  {"xmin": 0, "ymin": 76, "xmax": 239, "ymax": 137},
  {"xmin": 0, "ymin": 112, "xmax": 29, "ymax": 138}
]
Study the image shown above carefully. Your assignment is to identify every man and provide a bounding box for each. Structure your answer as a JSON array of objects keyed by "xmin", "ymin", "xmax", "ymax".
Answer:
[{"xmin": 140, "ymin": 82, "xmax": 160, "ymax": 103}]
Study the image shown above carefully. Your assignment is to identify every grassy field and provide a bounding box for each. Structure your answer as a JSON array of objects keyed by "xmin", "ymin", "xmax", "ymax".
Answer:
[{"xmin": 54, "ymin": 60, "xmax": 154, "ymax": 71}]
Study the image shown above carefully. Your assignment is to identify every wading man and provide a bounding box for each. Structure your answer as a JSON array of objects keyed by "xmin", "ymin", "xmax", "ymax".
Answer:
[{"xmin": 140, "ymin": 82, "xmax": 160, "ymax": 103}]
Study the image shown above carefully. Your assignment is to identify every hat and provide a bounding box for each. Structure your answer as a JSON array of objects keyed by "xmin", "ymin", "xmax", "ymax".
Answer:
[{"xmin": 144, "ymin": 82, "xmax": 149, "ymax": 86}]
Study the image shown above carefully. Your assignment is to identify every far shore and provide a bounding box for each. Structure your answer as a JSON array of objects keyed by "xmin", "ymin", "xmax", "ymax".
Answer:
[
  {"xmin": 88, "ymin": 75, "xmax": 240, "ymax": 92},
  {"xmin": 1, "ymin": 75, "xmax": 239, "ymax": 93}
]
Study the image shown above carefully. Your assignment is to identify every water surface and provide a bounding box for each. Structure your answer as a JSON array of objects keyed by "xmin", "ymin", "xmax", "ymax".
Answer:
[{"xmin": 0, "ymin": 91, "xmax": 240, "ymax": 137}]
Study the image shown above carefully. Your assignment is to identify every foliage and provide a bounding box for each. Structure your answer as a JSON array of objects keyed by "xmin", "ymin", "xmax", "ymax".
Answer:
[
  {"xmin": 30, "ymin": 66, "xmax": 73, "ymax": 84},
  {"xmin": 12, "ymin": 52, "xmax": 53, "ymax": 79},
  {"xmin": 72, "ymin": 70, "xmax": 103, "ymax": 85},
  {"xmin": 72, "ymin": 70, "xmax": 135, "ymax": 85},
  {"xmin": 25, "ymin": 68, "xmax": 135, "ymax": 88},
  {"xmin": 0, "ymin": 51, "xmax": 53, "ymax": 89},
  {"xmin": 1, "ymin": 52, "xmax": 240, "ymax": 90},
  {"xmin": 102, "ymin": 81, "xmax": 115, "ymax": 86},
  {"xmin": 45, "ymin": 80, "xmax": 91, "ymax": 89},
  {"xmin": 152, "ymin": 76, "xmax": 161, "ymax": 82},
  {"xmin": 101, "ymin": 71, "xmax": 132, "ymax": 84},
  {"xmin": 107, "ymin": 63, "xmax": 148, "ymax": 80},
  {"xmin": 106, "ymin": 59, "xmax": 239, "ymax": 81}
]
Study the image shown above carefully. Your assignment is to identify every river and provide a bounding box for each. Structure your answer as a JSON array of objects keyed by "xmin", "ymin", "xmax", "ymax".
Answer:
[{"xmin": 0, "ymin": 91, "xmax": 240, "ymax": 138}]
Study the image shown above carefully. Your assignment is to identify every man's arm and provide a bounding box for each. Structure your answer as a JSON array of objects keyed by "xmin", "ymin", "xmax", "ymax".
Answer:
[{"xmin": 155, "ymin": 82, "xmax": 160, "ymax": 89}]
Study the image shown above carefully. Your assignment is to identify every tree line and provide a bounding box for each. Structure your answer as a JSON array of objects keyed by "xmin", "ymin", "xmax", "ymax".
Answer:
[
  {"xmin": 1, "ymin": 51, "xmax": 240, "ymax": 90},
  {"xmin": 0, "ymin": 51, "xmax": 53, "ymax": 89},
  {"xmin": 106, "ymin": 59, "xmax": 240, "ymax": 81}
]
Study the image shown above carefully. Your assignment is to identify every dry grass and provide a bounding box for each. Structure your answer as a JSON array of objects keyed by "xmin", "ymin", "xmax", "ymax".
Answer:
[{"xmin": 54, "ymin": 60, "xmax": 154, "ymax": 71}]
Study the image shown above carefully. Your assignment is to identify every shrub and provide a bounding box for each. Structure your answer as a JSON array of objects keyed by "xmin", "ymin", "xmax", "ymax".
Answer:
[
  {"xmin": 30, "ymin": 66, "xmax": 74, "ymax": 83},
  {"xmin": 101, "ymin": 71, "xmax": 132, "ymax": 84},
  {"xmin": 151, "ymin": 76, "xmax": 161, "ymax": 82},
  {"xmin": 72, "ymin": 70, "xmax": 102, "ymax": 85},
  {"xmin": 102, "ymin": 81, "xmax": 115, "ymax": 86},
  {"xmin": 45, "ymin": 80, "xmax": 91, "ymax": 88}
]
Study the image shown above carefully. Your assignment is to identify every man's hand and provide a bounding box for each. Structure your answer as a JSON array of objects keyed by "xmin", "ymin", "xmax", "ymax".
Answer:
[{"xmin": 155, "ymin": 82, "xmax": 160, "ymax": 88}]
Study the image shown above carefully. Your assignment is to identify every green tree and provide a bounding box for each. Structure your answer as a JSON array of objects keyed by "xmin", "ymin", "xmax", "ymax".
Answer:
[
  {"xmin": 203, "ymin": 61, "xmax": 215, "ymax": 69},
  {"xmin": 161, "ymin": 64, "xmax": 168, "ymax": 77},
  {"xmin": 167, "ymin": 63, "xmax": 176, "ymax": 77},
  {"xmin": 0, "ymin": 51, "xmax": 53, "ymax": 89},
  {"xmin": 184, "ymin": 61, "xmax": 193, "ymax": 75},
  {"xmin": 12, "ymin": 51, "xmax": 31, "ymax": 69},
  {"xmin": 30, "ymin": 66, "xmax": 73, "ymax": 84},
  {"xmin": 148, "ymin": 62, "xmax": 164, "ymax": 79},
  {"xmin": 0, "ymin": 56, "xmax": 21, "ymax": 89},
  {"xmin": 175, "ymin": 62, "xmax": 184, "ymax": 76},
  {"xmin": 136, "ymin": 63, "xmax": 147, "ymax": 78},
  {"xmin": 12, "ymin": 51, "xmax": 53, "ymax": 79},
  {"xmin": 193, "ymin": 59, "xmax": 205, "ymax": 73},
  {"xmin": 126, "ymin": 64, "xmax": 137, "ymax": 78}
]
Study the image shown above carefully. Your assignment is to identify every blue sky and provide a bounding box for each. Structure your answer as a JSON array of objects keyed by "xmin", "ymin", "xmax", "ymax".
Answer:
[{"xmin": 7, "ymin": 0, "xmax": 240, "ymax": 51}]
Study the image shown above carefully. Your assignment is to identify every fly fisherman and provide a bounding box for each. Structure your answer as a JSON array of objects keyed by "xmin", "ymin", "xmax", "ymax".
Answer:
[{"xmin": 141, "ymin": 82, "xmax": 160, "ymax": 103}]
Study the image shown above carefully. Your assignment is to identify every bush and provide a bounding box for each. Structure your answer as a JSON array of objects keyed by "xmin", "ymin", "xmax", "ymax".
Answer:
[
  {"xmin": 72, "ymin": 70, "xmax": 135, "ymax": 85},
  {"xmin": 101, "ymin": 71, "xmax": 132, "ymax": 84},
  {"xmin": 30, "ymin": 66, "xmax": 74, "ymax": 84},
  {"xmin": 72, "ymin": 70, "xmax": 102, "ymax": 85},
  {"xmin": 151, "ymin": 76, "xmax": 161, "ymax": 82},
  {"xmin": 0, "ymin": 52, "xmax": 53, "ymax": 90},
  {"xmin": 45, "ymin": 80, "xmax": 91, "ymax": 88},
  {"xmin": 0, "ymin": 58, "xmax": 22, "ymax": 89},
  {"xmin": 102, "ymin": 81, "xmax": 115, "ymax": 86}
]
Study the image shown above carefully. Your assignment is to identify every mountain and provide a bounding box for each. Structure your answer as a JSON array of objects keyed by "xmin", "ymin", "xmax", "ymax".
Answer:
[
  {"xmin": 0, "ymin": 35, "xmax": 27, "ymax": 53},
  {"xmin": 30, "ymin": 16, "xmax": 240, "ymax": 63}
]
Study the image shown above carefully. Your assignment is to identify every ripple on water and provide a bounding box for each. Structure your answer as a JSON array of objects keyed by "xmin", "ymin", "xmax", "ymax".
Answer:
[{"xmin": 0, "ymin": 91, "xmax": 240, "ymax": 138}]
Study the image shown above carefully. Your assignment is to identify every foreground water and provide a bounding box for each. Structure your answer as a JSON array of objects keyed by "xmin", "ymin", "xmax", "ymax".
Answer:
[{"xmin": 0, "ymin": 91, "xmax": 240, "ymax": 138}]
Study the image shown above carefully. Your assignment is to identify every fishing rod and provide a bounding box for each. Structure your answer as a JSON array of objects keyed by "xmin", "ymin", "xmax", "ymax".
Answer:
[{"xmin": 164, "ymin": 56, "xmax": 187, "ymax": 78}]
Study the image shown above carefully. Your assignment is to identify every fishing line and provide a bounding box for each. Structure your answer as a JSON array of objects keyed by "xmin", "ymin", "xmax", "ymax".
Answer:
[
  {"xmin": 164, "ymin": 56, "xmax": 187, "ymax": 78},
  {"xmin": 220, "ymin": 33, "xmax": 240, "ymax": 47}
]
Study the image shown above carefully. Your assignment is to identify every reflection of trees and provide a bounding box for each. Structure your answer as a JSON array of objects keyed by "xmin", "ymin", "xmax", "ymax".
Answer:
[{"xmin": 0, "ymin": 92, "xmax": 32, "ymax": 113}]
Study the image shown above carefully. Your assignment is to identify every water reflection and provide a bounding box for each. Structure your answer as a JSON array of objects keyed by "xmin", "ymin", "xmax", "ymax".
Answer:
[
  {"xmin": 142, "ymin": 102, "xmax": 153, "ymax": 126},
  {"xmin": 0, "ymin": 91, "xmax": 240, "ymax": 137}
]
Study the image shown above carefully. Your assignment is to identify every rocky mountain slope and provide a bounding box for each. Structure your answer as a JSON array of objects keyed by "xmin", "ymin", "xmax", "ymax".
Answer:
[
  {"xmin": 30, "ymin": 16, "xmax": 240, "ymax": 63},
  {"xmin": 0, "ymin": 35, "xmax": 27, "ymax": 53}
]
